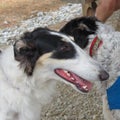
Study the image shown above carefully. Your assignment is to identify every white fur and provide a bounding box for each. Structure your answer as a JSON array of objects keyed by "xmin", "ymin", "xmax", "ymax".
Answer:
[
  {"xmin": 86, "ymin": 22, "xmax": 120, "ymax": 120},
  {"xmin": 0, "ymin": 31, "xmax": 104, "ymax": 120}
]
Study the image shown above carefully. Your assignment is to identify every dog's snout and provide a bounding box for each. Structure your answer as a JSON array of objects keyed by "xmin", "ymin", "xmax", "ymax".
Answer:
[{"xmin": 99, "ymin": 70, "xmax": 109, "ymax": 81}]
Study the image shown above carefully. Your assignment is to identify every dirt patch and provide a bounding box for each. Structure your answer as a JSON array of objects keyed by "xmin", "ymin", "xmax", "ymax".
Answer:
[{"xmin": 0, "ymin": 0, "xmax": 66, "ymax": 29}]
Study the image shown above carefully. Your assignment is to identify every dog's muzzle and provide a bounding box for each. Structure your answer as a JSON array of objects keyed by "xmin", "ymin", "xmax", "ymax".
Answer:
[{"xmin": 99, "ymin": 70, "xmax": 109, "ymax": 81}]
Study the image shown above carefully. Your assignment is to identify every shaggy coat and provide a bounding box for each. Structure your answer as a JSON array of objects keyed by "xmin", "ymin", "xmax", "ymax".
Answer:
[{"xmin": 60, "ymin": 16, "xmax": 120, "ymax": 120}]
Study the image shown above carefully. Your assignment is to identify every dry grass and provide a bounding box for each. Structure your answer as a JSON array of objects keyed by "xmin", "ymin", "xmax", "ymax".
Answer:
[{"xmin": 0, "ymin": 0, "xmax": 66, "ymax": 29}]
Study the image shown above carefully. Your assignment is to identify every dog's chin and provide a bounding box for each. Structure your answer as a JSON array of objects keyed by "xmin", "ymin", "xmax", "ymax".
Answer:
[{"xmin": 54, "ymin": 68, "xmax": 93, "ymax": 93}]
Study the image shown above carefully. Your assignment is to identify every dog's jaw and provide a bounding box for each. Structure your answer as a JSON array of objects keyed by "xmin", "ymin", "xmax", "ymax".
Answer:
[{"xmin": 54, "ymin": 68, "xmax": 93, "ymax": 93}]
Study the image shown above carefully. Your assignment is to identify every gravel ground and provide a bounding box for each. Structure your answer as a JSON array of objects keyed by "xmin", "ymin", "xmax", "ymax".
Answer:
[
  {"xmin": 0, "ymin": 3, "xmax": 120, "ymax": 120},
  {"xmin": 0, "ymin": 3, "xmax": 82, "ymax": 45}
]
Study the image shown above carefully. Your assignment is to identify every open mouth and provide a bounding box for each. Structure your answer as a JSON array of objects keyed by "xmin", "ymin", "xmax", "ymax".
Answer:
[{"xmin": 55, "ymin": 68, "xmax": 93, "ymax": 93}]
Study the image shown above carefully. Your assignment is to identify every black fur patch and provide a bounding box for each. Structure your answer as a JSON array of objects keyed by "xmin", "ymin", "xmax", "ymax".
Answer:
[
  {"xmin": 52, "ymin": 41, "xmax": 76, "ymax": 59},
  {"xmin": 60, "ymin": 17, "xmax": 98, "ymax": 49},
  {"xmin": 14, "ymin": 27, "xmax": 76, "ymax": 75}
]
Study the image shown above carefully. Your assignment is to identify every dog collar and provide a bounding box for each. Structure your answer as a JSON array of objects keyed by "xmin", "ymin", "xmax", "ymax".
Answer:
[
  {"xmin": 107, "ymin": 76, "xmax": 120, "ymax": 110},
  {"xmin": 89, "ymin": 36, "xmax": 103, "ymax": 57}
]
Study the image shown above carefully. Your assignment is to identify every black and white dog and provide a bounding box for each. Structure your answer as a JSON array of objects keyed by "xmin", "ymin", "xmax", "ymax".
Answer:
[
  {"xmin": 0, "ymin": 27, "xmax": 109, "ymax": 120},
  {"xmin": 60, "ymin": 16, "xmax": 120, "ymax": 120}
]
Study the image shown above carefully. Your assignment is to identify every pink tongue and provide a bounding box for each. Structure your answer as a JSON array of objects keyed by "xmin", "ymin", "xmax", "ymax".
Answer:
[
  {"xmin": 71, "ymin": 73, "xmax": 86, "ymax": 85},
  {"xmin": 55, "ymin": 69, "xmax": 93, "ymax": 92},
  {"xmin": 71, "ymin": 73, "xmax": 92, "ymax": 91}
]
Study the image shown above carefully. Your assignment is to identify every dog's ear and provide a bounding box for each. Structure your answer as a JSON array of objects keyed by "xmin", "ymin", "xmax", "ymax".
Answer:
[
  {"xmin": 73, "ymin": 17, "xmax": 98, "ymax": 48},
  {"xmin": 72, "ymin": 29, "xmax": 89, "ymax": 49},
  {"xmin": 72, "ymin": 23, "xmax": 95, "ymax": 48},
  {"xmin": 14, "ymin": 38, "xmax": 38, "ymax": 76},
  {"xmin": 60, "ymin": 17, "xmax": 98, "ymax": 49}
]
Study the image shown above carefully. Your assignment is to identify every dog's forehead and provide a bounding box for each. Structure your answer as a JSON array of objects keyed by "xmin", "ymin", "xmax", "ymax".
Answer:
[
  {"xmin": 34, "ymin": 30, "xmax": 73, "ymax": 48},
  {"xmin": 40, "ymin": 30, "xmax": 72, "ymax": 43}
]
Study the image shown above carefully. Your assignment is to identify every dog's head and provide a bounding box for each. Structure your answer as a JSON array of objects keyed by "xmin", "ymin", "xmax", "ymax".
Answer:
[
  {"xmin": 14, "ymin": 27, "xmax": 109, "ymax": 93},
  {"xmin": 60, "ymin": 17, "xmax": 98, "ymax": 49},
  {"xmin": 60, "ymin": 16, "xmax": 114, "ymax": 49}
]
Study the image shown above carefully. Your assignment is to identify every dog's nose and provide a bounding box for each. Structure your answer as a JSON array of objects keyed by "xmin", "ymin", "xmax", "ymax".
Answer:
[{"xmin": 99, "ymin": 70, "xmax": 109, "ymax": 81}]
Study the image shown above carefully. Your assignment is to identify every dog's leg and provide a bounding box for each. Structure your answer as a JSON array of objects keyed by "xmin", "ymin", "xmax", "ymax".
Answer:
[{"xmin": 102, "ymin": 95, "xmax": 115, "ymax": 120}]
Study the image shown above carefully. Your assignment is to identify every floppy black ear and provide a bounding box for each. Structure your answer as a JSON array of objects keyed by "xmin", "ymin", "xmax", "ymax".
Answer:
[
  {"xmin": 72, "ymin": 28, "xmax": 91, "ymax": 49},
  {"xmin": 60, "ymin": 17, "xmax": 98, "ymax": 49},
  {"xmin": 72, "ymin": 23, "xmax": 96, "ymax": 48},
  {"xmin": 14, "ymin": 39, "xmax": 38, "ymax": 76},
  {"xmin": 60, "ymin": 24, "xmax": 94, "ymax": 49}
]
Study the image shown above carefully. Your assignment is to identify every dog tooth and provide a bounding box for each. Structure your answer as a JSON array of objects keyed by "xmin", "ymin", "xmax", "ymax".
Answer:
[
  {"xmin": 63, "ymin": 70, "xmax": 71, "ymax": 76},
  {"xmin": 83, "ymin": 85, "xmax": 87, "ymax": 89},
  {"xmin": 63, "ymin": 70, "xmax": 68, "ymax": 73},
  {"xmin": 71, "ymin": 77, "xmax": 75, "ymax": 80},
  {"xmin": 67, "ymin": 73, "xmax": 70, "ymax": 76},
  {"xmin": 83, "ymin": 86, "xmax": 88, "ymax": 91}
]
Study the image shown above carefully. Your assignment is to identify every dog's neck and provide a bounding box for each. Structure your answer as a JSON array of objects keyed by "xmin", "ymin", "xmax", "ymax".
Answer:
[
  {"xmin": 89, "ymin": 36, "xmax": 103, "ymax": 57},
  {"xmin": 86, "ymin": 22, "xmax": 115, "ymax": 58},
  {"xmin": 86, "ymin": 32, "xmax": 120, "ymax": 88},
  {"xmin": 0, "ymin": 46, "xmax": 57, "ymax": 101}
]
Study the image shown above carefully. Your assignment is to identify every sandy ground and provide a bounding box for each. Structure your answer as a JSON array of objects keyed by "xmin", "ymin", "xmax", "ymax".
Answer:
[{"xmin": 0, "ymin": 0, "xmax": 67, "ymax": 29}]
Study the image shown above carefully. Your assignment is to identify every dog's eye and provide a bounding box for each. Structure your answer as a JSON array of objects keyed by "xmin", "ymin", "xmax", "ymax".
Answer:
[
  {"xmin": 59, "ymin": 43, "xmax": 72, "ymax": 52},
  {"xmin": 52, "ymin": 42, "xmax": 76, "ymax": 59}
]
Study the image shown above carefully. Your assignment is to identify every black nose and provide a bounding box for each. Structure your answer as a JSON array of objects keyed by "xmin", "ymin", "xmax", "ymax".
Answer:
[{"xmin": 99, "ymin": 70, "xmax": 109, "ymax": 81}]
